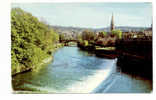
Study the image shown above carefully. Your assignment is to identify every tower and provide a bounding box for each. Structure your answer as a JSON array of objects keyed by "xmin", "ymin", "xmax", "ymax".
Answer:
[{"xmin": 110, "ymin": 14, "xmax": 115, "ymax": 31}]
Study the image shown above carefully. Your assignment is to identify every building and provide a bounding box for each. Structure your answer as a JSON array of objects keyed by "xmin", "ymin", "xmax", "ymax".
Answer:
[{"xmin": 110, "ymin": 14, "xmax": 115, "ymax": 31}]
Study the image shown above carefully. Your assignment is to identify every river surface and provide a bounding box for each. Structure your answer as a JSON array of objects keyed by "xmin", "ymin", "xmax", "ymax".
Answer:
[{"xmin": 12, "ymin": 47, "xmax": 152, "ymax": 93}]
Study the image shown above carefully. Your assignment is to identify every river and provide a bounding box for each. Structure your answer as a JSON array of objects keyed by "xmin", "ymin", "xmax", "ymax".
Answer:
[{"xmin": 12, "ymin": 47, "xmax": 152, "ymax": 93}]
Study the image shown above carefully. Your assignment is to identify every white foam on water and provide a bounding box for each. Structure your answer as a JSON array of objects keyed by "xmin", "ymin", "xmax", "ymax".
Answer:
[
  {"xmin": 65, "ymin": 69, "xmax": 111, "ymax": 93},
  {"xmin": 24, "ymin": 68, "xmax": 111, "ymax": 93},
  {"xmin": 21, "ymin": 83, "xmax": 60, "ymax": 93},
  {"xmin": 21, "ymin": 59, "xmax": 117, "ymax": 93},
  {"xmin": 64, "ymin": 59, "xmax": 117, "ymax": 93}
]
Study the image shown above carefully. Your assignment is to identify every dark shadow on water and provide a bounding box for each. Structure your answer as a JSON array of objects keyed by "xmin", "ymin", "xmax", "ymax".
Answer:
[
  {"xmin": 116, "ymin": 56, "xmax": 153, "ymax": 80},
  {"xmin": 77, "ymin": 48, "xmax": 95, "ymax": 57},
  {"xmin": 116, "ymin": 56, "xmax": 153, "ymax": 91}
]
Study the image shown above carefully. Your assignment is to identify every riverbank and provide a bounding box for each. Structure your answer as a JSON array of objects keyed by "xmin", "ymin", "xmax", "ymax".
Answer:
[
  {"xmin": 77, "ymin": 38, "xmax": 152, "ymax": 80},
  {"xmin": 11, "ymin": 43, "xmax": 64, "ymax": 76},
  {"xmin": 116, "ymin": 39, "xmax": 152, "ymax": 80},
  {"xmin": 77, "ymin": 42, "xmax": 117, "ymax": 59}
]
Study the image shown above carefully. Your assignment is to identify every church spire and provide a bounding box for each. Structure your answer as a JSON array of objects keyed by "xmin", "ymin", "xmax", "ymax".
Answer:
[{"xmin": 110, "ymin": 13, "xmax": 115, "ymax": 31}]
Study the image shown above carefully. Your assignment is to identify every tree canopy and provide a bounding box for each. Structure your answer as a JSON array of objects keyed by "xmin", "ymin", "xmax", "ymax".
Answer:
[
  {"xmin": 111, "ymin": 29, "xmax": 122, "ymax": 39},
  {"xmin": 11, "ymin": 8, "xmax": 59, "ymax": 75},
  {"xmin": 99, "ymin": 31, "xmax": 107, "ymax": 38},
  {"xmin": 81, "ymin": 30, "xmax": 95, "ymax": 41}
]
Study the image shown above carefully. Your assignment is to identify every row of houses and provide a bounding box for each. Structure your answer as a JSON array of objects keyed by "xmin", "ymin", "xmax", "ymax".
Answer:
[{"xmin": 122, "ymin": 28, "xmax": 152, "ymax": 39}]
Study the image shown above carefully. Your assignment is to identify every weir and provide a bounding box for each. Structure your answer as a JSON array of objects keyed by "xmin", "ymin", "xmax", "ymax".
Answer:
[
  {"xmin": 12, "ymin": 47, "xmax": 152, "ymax": 93},
  {"xmin": 12, "ymin": 47, "xmax": 117, "ymax": 93}
]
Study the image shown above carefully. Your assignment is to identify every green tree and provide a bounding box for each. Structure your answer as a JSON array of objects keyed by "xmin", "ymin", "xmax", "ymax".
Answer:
[
  {"xmin": 11, "ymin": 8, "xmax": 59, "ymax": 75},
  {"xmin": 99, "ymin": 31, "xmax": 107, "ymax": 38},
  {"xmin": 111, "ymin": 29, "xmax": 122, "ymax": 39},
  {"xmin": 59, "ymin": 34, "xmax": 65, "ymax": 42},
  {"xmin": 81, "ymin": 30, "xmax": 95, "ymax": 41}
]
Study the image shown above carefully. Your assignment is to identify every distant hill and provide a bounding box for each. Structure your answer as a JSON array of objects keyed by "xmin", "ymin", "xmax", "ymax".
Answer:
[
  {"xmin": 96, "ymin": 26, "xmax": 150, "ymax": 32},
  {"xmin": 51, "ymin": 25, "xmax": 150, "ymax": 35}
]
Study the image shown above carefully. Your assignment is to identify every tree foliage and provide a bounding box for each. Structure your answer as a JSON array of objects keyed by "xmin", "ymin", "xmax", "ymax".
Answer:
[
  {"xmin": 99, "ymin": 31, "xmax": 107, "ymax": 38},
  {"xmin": 11, "ymin": 8, "xmax": 59, "ymax": 75},
  {"xmin": 81, "ymin": 30, "xmax": 95, "ymax": 41},
  {"xmin": 59, "ymin": 34, "xmax": 65, "ymax": 42},
  {"xmin": 111, "ymin": 29, "xmax": 122, "ymax": 39}
]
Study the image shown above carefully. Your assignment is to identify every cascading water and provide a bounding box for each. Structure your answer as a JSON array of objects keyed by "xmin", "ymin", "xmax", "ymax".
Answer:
[{"xmin": 12, "ymin": 47, "xmax": 152, "ymax": 93}]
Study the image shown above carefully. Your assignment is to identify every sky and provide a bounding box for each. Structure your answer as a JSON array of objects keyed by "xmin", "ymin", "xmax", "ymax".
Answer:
[{"xmin": 12, "ymin": 3, "xmax": 152, "ymax": 28}]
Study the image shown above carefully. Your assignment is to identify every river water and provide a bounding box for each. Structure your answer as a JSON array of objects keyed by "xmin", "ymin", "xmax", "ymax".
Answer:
[{"xmin": 12, "ymin": 47, "xmax": 152, "ymax": 93}]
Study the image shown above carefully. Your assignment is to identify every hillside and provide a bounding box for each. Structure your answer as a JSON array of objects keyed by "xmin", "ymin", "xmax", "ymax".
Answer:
[{"xmin": 51, "ymin": 25, "xmax": 150, "ymax": 36}]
